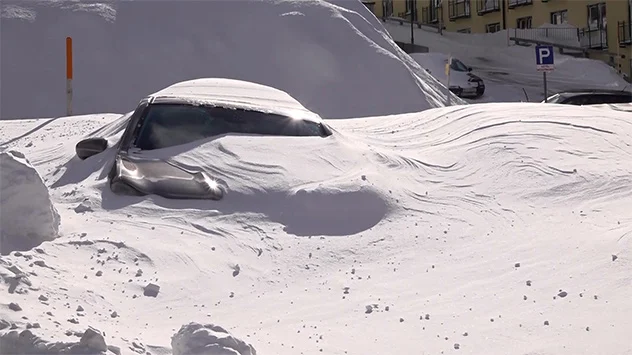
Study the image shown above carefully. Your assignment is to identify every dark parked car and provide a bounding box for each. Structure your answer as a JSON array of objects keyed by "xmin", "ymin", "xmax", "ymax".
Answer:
[
  {"xmin": 75, "ymin": 78, "xmax": 333, "ymax": 200},
  {"xmin": 543, "ymin": 89, "xmax": 632, "ymax": 105}
]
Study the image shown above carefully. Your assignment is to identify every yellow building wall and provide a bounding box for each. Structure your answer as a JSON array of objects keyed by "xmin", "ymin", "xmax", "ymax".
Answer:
[
  {"xmin": 371, "ymin": 0, "xmax": 631, "ymax": 78},
  {"xmin": 374, "ymin": 0, "xmax": 629, "ymax": 34}
]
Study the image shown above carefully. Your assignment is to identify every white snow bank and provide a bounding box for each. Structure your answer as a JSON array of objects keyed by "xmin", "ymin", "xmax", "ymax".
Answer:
[
  {"xmin": 1, "ymin": 103, "xmax": 632, "ymax": 354},
  {"xmin": 135, "ymin": 133, "xmax": 390, "ymax": 236},
  {"xmin": 0, "ymin": 150, "xmax": 60, "ymax": 255},
  {"xmin": 0, "ymin": 0, "xmax": 454, "ymax": 120},
  {"xmin": 172, "ymin": 323, "xmax": 256, "ymax": 355}
]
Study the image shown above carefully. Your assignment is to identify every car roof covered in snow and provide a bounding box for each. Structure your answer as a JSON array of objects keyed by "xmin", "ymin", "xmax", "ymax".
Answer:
[
  {"xmin": 148, "ymin": 78, "xmax": 323, "ymax": 122},
  {"xmin": 556, "ymin": 88, "xmax": 632, "ymax": 96}
]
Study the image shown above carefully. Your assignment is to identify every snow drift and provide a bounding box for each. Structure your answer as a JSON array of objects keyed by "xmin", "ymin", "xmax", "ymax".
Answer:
[
  {"xmin": 1, "ymin": 102, "xmax": 632, "ymax": 354},
  {"xmin": 0, "ymin": 0, "xmax": 456, "ymax": 120},
  {"xmin": 171, "ymin": 323, "xmax": 256, "ymax": 355},
  {"xmin": 0, "ymin": 150, "xmax": 60, "ymax": 255}
]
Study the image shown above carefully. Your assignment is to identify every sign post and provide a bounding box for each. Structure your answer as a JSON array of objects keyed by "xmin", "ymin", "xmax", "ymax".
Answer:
[
  {"xmin": 66, "ymin": 36, "xmax": 73, "ymax": 116},
  {"xmin": 445, "ymin": 55, "xmax": 452, "ymax": 106},
  {"xmin": 535, "ymin": 45, "xmax": 554, "ymax": 102}
]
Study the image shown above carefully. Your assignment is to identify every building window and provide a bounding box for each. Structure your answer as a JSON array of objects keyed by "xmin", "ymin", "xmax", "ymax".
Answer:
[
  {"xmin": 550, "ymin": 10, "xmax": 568, "ymax": 24},
  {"xmin": 383, "ymin": 0, "xmax": 394, "ymax": 17},
  {"xmin": 587, "ymin": 2, "xmax": 607, "ymax": 31},
  {"xmin": 448, "ymin": 0, "xmax": 471, "ymax": 21},
  {"xmin": 457, "ymin": 28, "xmax": 472, "ymax": 33},
  {"xmin": 618, "ymin": 20, "xmax": 631, "ymax": 45},
  {"xmin": 508, "ymin": 0, "xmax": 533, "ymax": 9},
  {"xmin": 581, "ymin": 2, "xmax": 608, "ymax": 49},
  {"xmin": 476, "ymin": 0, "xmax": 500, "ymax": 15},
  {"xmin": 486, "ymin": 22, "xmax": 501, "ymax": 33},
  {"xmin": 422, "ymin": 0, "xmax": 442, "ymax": 24},
  {"xmin": 517, "ymin": 16, "xmax": 532, "ymax": 29}
]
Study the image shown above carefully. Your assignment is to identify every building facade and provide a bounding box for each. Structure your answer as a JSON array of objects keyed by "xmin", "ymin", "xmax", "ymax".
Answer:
[{"xmin": 372, "ymin": 0, "xmax": 632, "ymax": 80}]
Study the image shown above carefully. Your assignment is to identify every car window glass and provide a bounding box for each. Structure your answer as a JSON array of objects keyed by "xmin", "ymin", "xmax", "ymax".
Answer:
[
  {"xmin": 563, "ymin": 95, "xmax": 586, "ymax": 105},
  {"xmin": 134, "ymin": 104, "xmax": 326, "ymax": 150},
  {"xmin": 613, "ymin": 94, "xmax": 632, "ymax": 103},
  {"xmin": 547, "ymin": 94, "xmax": 562, "ymax": 103},
  {"xmin": 450, "ymin": 59, "xmax": 469, "ymax": 72},
  {"xmin": 584, "ymin": 95, "xmax": 604, "ymax": 105}
]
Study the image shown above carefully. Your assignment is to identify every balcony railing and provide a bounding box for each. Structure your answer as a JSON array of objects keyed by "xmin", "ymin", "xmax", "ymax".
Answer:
[
  {"xmin": 579, "ymin": 27, "xmax": 608, "ymax": 50},
  {"xmin": 476, "ymin": 0, "xmax": 500, "ymax": 14},
  {"xmin": 421, "ymin": 5, "xmax": 443, "ymax": 24},
  {"xmin": 508, "ymin": 0, "xmax": 533, "ymax": 9},
  {"xmin": 618, "ymin": 21, "xmax": 632, "ymax": 45},
  {"xmin": 511, "ymin": 27, "xmax": 581, "ymax": 47},
  {"xmin": 448, "ymin": 0, "xmax": 471, "ymax": 21}
]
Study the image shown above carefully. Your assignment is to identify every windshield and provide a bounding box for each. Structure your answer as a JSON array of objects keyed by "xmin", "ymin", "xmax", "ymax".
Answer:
[
  {"xmin": 134, "ymin": 104, "xmax": 328, "ymax": 150},
  {"xmin": 450, "ymin": 58, "xmax": 469, "ymax": 72},
  {"xmin": 545, "ymin": 93, "xmax": 563, "ymax": 103}
]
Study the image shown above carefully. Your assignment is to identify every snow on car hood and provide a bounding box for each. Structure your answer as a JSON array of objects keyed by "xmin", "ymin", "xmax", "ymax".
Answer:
[{"xmin": 131, "ymin": 132, "xmax": 378, "ymax": 197}]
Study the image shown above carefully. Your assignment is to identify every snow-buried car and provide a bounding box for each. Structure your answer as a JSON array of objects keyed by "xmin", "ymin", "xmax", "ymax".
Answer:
[{"xmin": 76, "ymin": 78, "xmax": 334, "ymax": 200}]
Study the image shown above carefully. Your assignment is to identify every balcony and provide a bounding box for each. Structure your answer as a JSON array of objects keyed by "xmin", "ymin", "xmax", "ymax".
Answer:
[
  {"xmin": 579, "ymin": 27, "xmax": 608, "ymax": 50},
  {"xmin": 476, "ymin": 0, "xmax": 500, "ymax": 15},
  {"xmin": 448, "ymin": 0, "xmax": 471, "ymax": 21},
  {"xmin": 618, "ymin": 21, "xmax": 632, "ymax": 46},
  {"xmin": 511, "ymin": 27, "xmax": 581, "ymax": 47},
  {"xmin": 421, "ymin": 5, "xmax": 442, "ymax": 24},
  {"xmin": 508, "ymin": 0, "xmax": 533, "ymax": 9}
]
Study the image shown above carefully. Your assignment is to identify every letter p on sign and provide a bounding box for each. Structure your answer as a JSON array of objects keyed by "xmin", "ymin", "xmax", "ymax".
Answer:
[{"xmin": 538, "ymin": 47, "xmax": 550, "ymax": 64}]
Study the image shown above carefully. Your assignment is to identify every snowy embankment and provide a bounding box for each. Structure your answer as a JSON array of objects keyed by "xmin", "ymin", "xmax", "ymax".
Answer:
[
  {"xmin": 0, "ymin": 150, "xmax": 60, "ymax": 255},
  {"xmin": 1, "ymin": 102, "xmax": 632, "ymax": 355},
  {"xmin": 382, "ymin": 21, "xmax": 629, "ymax": 102},
  {"xmin": 0, "ymin": 0, "xmax": 461, "ymax": 120}
]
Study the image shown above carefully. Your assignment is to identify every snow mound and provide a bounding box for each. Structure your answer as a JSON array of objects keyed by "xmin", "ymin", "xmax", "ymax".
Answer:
[
  {"xmin": 171, "ymin": 323, "xmax": 256, "ymax": 355},
  {"xmin": 0, "ymin": 326, "xmax": 122, "ymax": 355},
  {"xmin": 101, "ymin": 129, "xmax": 391, "ymax": 236},
  {"xmin": 0, "ymin": 0, "xmax": 454, "ymax": 120},
  {"xmin": 0, "ymin": 150, "xmax": 60, "ymax": 255}
]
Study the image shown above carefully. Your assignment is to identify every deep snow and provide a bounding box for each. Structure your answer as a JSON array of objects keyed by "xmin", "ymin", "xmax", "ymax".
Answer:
[
  {"xmin": 0, "ymin": 150, "xmax": 60, "ymax": 255},
  {"xmin": 1, "ymin": 100, "xmax": 632, "ymax": 355},
  {"xmin": 383, "ymin": 21, "xmax": 630, "ymax": 102},
  {"xmin": 0, "ymin": 0, "xmax": 462, "ymax": 120},
  {"xmin": 2, "ymin": 1, "xmax": 632, "ymax": 354}
]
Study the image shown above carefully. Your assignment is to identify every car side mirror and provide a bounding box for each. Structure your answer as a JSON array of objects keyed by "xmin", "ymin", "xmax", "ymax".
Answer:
[
  {"xmin": 467, "ymin": 67, "xmax": 472, "ymax": 72},
  {"xmin": 76, "ymin": 137, "xmax": 108, "ymax": 160}
]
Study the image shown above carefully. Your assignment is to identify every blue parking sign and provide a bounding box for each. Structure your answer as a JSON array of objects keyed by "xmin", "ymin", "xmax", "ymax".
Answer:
[{"xmin": 536, "ymin": 45, "xmax": 554, "ymax": 72}]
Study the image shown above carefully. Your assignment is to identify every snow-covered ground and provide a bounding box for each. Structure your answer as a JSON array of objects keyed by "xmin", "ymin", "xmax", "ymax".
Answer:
[
  {"xmin": 2, "ymin": 100, "xmax": 632, "ymax": 355},
  {"xmin": 2, "ymin": 1, "xmax": 632, "ymax": 355},
  {"xmin": 0, "ymin": 0, "xmax": 463, "ymax": 120},
  {"xmin": 383, "ymin": 21, "xmax": 630, "ymax": 103}
]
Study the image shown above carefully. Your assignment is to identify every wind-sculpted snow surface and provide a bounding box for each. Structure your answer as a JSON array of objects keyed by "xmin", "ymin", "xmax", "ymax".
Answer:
[
  {"xmin": 0, "ymin": 0, "xmax": 458, "ymax": 120},
  {"xmin": 1, "ymin": 103, "xmax": 631, "ymax": 354}
]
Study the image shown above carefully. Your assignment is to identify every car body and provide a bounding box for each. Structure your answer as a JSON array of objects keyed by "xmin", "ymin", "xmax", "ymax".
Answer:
[
  {"xmin": 543, "ymin": 89, "xmax": 632, "ymax": 105},
  {"xmin": 409, "ymin": 52, "xmax": 485, "ymax": 99},
  {"xmin": 75, "ymin": 78, "xmax": 333, "ymax": 200}
]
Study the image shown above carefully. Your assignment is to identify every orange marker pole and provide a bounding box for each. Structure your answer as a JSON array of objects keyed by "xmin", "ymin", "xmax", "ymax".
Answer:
[{"xmin": 66, "ymin": 37, "xmax": 73, "ymax": 116}]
